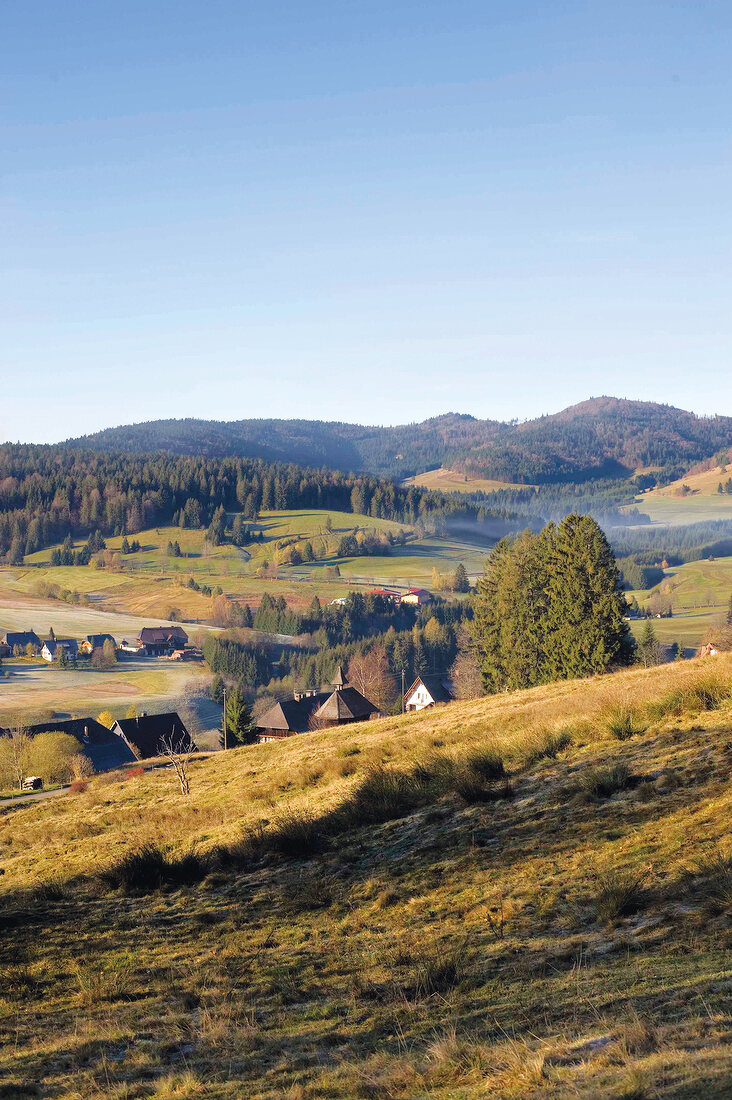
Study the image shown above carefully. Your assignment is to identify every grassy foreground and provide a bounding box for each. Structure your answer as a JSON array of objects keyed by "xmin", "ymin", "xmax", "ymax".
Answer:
[{"xmin": 2, "ymin": 656, "xmax": 732, "ymax": 1098}]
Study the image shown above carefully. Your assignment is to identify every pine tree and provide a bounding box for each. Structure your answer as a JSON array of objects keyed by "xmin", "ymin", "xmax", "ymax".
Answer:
[
  {"xmin": 220, "ymin": 688, "xmax": 257, "ymax": 748},
  {"xmin": 636, "ymin": 620, "xmax": 662, "ymax": 667},
  {"xmin": 544, "ymin": 513, "xmax": 633, "ymax": 679},
  {"xmin": 452, "ymin": 562, "xmax": 470, "ymax": 593},
  {"xmin": 727, "ymin": 592, "xmax": 732, "ymax": 627}
]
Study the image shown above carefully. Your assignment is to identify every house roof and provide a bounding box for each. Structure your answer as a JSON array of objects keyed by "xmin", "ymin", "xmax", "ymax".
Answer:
[
  {"xmin": 4, "ymin": 631, "xmax": 40, "ymax": 648},
  {"xmin": 314, "ymin": 686, "xmax": 380, "ymax": 722},
  {"xmin": 112, "ymin": 712, "xmax": 196, "ymax": 759},
  {"xmin": 331, "ymin": 664, "xmax": 348, "ymax": 687},
  {"xmin": 138, "ymin": 626, "xmax": 188, "ymax": 645},
  {"xmin": 0, "ymin": 717, "xmax": 136, "ymax": 772},
  {"xmin": 405, "ymin": 675, "xmax": 453, "ymax": 705},
  {"xmin": 404, "ymin": 587, "xmax": 431, "ymax": 596},
  {"xmin": 85, "ymin": 633, "xmax": 116, "ymax": 647},
  {"xmin": 256, "ymin": 693, "xmax": 330, "ymax": 733}
]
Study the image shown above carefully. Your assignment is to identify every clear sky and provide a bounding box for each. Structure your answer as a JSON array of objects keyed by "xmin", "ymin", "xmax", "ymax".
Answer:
[{"xmin": 2, "ymin": 0, "xmax": 732, "ymax": 443}]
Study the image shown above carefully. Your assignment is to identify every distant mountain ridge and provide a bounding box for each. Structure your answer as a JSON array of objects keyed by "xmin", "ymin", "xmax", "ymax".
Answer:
[{"xmin": 63, "ymin": 398, "xmax": 732, "ymax": 485}]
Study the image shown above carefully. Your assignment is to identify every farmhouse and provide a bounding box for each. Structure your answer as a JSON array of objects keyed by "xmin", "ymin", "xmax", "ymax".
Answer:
[
  {"xmin": 41, "ymin": 638, "xmax": 79, "ymax": 663},
  {"xmin": 79, "ymin": 634, "xmax": 116, "ymax": 655},
  {"xmin": 0, "ymin": 717, "xmax": 136, "ymax": 772},
  {"xmin": 400, "ymin": 587, "xmax": 433, "ymax": 607},
  {"xmin": 3, "ymin": 630, "xmax": 40, "ymax": 654},
  {"xmin": 404, "ymin": 674, "xmax": 453, "ymax": 712},
  {"xmin": 256, "ymin": 666, "xmax": 380, "ymax": 742},
  {"xmin": 112, "ymin": 711, "xmax": 197, "ymax": 759},
  {"xmin": 367, "ymin": 587, "xmax": 401, "ymax": 602},
  {"xmin": 137, "ymin": 626, "xmax": 189, "ymax": 656}
]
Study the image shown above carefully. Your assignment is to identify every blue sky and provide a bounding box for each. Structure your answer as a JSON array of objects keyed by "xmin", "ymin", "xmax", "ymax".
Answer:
[{"xmin": 2, "ymin": 0, "xmax": 732, "ymax": 442}]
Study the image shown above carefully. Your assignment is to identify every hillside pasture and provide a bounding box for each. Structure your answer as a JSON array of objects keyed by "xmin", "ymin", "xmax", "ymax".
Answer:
[
  {"xmin": 403, "ymin": 466, "xmax": 530, "ymax": 493},
  {"xmin": 13, "ymin": 509, "xmax": 492, "ymax": 616},
  {"xmin": 1, "ymin": 655, "xmax": 731, "ymax": 1098},
  {"xmin": 628, "ymin": 555, "xmax": 732, "ymax": 650},
  {"xmin": 632, "ymin": 465, "xmax": 732, "ymax": 524}
]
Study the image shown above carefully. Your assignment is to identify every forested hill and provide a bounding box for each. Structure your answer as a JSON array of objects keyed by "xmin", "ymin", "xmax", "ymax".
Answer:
[{"xmin": 63, "ymin": 398, "xmax": 732, "ymax": 484}]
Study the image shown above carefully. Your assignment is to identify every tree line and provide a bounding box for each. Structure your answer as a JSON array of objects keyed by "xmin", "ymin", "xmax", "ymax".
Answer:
[{"xmin": 0, "ymin": 445, "xmax": 523, "ymax": 563}]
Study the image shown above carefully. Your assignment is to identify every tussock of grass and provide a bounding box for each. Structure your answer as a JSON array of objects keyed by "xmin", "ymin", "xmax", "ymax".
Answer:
[
  {"xmin": 591, "ymin": 868, "xmax": 647, "ymax": 923},
  {"xmin": 100, "ymin": 843, "xmax": 209, "ymax": 893},
  {"xmin": 515, "ymin": 727, "xmax": 573, "ymax": 768},
  {"xmin": 408, "ymin": 939, "xmax": 470, "ymax": 999},
  {"xmin": 687, "ymin": 850, "xmax": 732, "ymax": 914},
  {"xmin": 566, "ymin": 763, "xmax": 633, "ymax": 801},
  {"xmin": 242, "ymin": 809, "xmax": 326, "ymax": 861},
  {"xmin": 646, "ymin": 671, "xmax": 731, "ymax": 720},
  {"xmin": 603, "ymin": 705, "xmax": 648, "ymax": 741}
]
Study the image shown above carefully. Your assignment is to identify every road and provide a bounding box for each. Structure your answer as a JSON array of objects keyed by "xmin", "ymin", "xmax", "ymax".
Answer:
[{"xmin": 0, "ymin": 785, "xmax": 69, "ymax": 810}]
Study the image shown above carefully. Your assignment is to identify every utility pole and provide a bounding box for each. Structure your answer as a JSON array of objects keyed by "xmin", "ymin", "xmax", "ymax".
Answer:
[
  {"xmin": 222, "ymin": 686, "xmax": 227, "ymax": 751},
  {"xmin": 401, "ymin": 668, "xmax": 405, "ymax": 714}
]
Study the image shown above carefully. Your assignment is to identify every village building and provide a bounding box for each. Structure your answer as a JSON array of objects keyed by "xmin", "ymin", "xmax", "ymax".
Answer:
[
  {"xmin": 137, "ymin": 626, "xmax": 189, "ymax": 656},
  {"xmin": 0, "ymin": 717, "xmax": 136, "ymax": 772},
  {"xmin": 112, "ymin": 711, "xmax": 197, "ymax": 759},
  {"xmin": 400, "ymin": 587, "xmax": 433, "ymax": 607},
  {"xmin": 256, "ymin": 666, "xmax": 380, "ymax": 742},
  {"xmin": 41, "ymin": 638, "xmax": 79, "ymax": 663},
  {"xmin": 256, "ymin": 691, "xmax": 331, "ymax": 743},
  {"xmin": 404, "ymin": 674, "xmax": 453, "ymax": 712},
  {"xmin": 3, "ymin": 630, "xmax": 41, "ymax": 654},
  {"xmin": 367, "ymin": 587, "xmax": 402, "ymax": 602},
  {"xmin": 79, "ymin": 633, "xmax": 117, "ymax": 655}
]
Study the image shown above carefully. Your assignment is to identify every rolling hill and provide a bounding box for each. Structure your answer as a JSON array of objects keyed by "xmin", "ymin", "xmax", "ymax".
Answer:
[
  {"xmin": 2, "ymin": 655, "xmax": 731, "ymax": 1097},
  {"xmin": 64, "ymin": 398, "xmax": 732, "ymax": 485}
]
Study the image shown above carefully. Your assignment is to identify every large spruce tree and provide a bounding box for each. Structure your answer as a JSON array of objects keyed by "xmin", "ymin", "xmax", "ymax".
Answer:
[
  {"xmin": 473, "ymin": 513, "xmax": 633, "ymax": 692},
  {"xmin": 473, "ymin": 528, "xmax": 553, "ymax": 692},
  {"xmin": 544, "ymin": 513, "xmax": 633, "ymax": 678}
]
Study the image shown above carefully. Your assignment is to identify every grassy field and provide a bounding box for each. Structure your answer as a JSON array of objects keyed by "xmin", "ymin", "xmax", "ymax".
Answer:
[
  {"xmin": 631, "ymin": 465, "xmax": 732, "ymax": 525},
  {"xmin": 2, "ymin": 655, "xmax": 731, "ymax": 1097},
  {"xmin": 628, "ymin": 555, "xmax": 732, "ymax": 651},
  {"xmin": 12, "ymin": 510, "xmax": 492, "ymax": 620},
  {"xmin": 0, "ymin": 656, "xmax": 214, "ymax": 729},
  {"xmin": 403, "ymin": 467, "xmax": 529, "ymax": 493}
]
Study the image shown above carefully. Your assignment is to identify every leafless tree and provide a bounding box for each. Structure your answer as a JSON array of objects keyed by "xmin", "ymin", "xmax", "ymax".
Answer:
[
  {"xmin": 8, "ymin": 726, "xmax": 31, "ymax": 790},
  {"xmin": 347, "ymin": 645, "xmax": 397, "ymax": 713},
  {"xmin": 449, "ymin": 627, "xmax": 483, "ymax": 700},
  {"xmin": 160, "ymin": 732, "xmax": 194, "ymax": 796}
]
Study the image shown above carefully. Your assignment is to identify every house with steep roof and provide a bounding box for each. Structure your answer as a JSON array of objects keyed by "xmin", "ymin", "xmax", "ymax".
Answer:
[
  {"xmin": 112, "ymin": 711, "xmax": 197, "ymax": 759},
  {"xmin": 137, "ymin": 626, "xmax": 188, "ymax": 656},
  {"xmin": 400, "ymin": 587, "xmax": 433, "ymax": 607},
  {"xmin": 404, "ymin": 675, "xmax": 453, "ymax": 712},
  {"xmin": 3, "ymin": 631, "xmax": 40, "ymax": 655},
  {"xmin": 41, "ymin": 638, "xmax": 79, "ymax": 663}
]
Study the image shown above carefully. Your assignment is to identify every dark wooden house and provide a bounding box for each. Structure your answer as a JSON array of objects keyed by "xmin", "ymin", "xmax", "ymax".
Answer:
[
  {"xmin": 112, "ymin": 712, "xmax": 197, "ymax": 759},
  {"xmin": 137, "ymin": 626, "xmax": 189, "ymax": 656}
]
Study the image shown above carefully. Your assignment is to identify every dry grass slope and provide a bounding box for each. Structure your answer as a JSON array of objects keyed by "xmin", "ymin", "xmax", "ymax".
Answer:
[{"xmin": 1, "ymin": 655, "xmax": 731, "ymax": 1098}]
